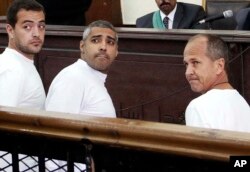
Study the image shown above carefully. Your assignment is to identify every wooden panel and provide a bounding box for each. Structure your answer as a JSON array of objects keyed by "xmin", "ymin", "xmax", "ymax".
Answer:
[
  {"xmin": 107, "ymin": 53, "xmax": 195, "ymax": 122},
  {"xmin": 0, "ymin": 0, "xmax": 12, "ymax": 16},
  {"xmin": 85, "ymin": 0, "xmax": 122, "ymax": 26},
  {"xmin": 37, "ymin": 50, "xmax": 78, "ymax": 92}
]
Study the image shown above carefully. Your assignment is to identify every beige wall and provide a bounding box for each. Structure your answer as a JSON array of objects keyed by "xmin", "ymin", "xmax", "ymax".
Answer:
[{"xmin": 121, "ymin": 0, "xmax": 204, "ymax": 25}]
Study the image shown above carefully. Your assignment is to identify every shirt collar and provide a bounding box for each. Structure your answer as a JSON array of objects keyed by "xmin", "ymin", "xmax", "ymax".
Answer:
[
  {"xmin": 160, "ymin": 3, "xmax": 177, "ymax": 23},
  {"xmin": 78, "ymin": 59, "xmax": 107, "ymax": 83},
  {"xmin": 5, "ymin": 47, "xmax": 34, "ymax": 64}
]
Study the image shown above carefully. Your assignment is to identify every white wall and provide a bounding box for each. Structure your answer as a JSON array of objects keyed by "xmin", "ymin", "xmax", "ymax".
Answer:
[{"xmin": 121, "ymin": 0, "xmax": 204, "ymax": 25}]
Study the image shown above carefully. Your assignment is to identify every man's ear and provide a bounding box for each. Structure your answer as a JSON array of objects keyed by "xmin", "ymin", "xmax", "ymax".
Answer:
[
  {"xmin": 115, "ymin": 45, "xmax": 118, "ymax": 57},
  {"xmin": 216, "ymin": 58, "xmax": 225, "ymax": 75},
  {"xmin": 80, "ymin": 40, "xmax": 85, "ymax": 53},
  {"xmin": 6, "ymin": 24, "xmax": 14, "ymax": 39}
]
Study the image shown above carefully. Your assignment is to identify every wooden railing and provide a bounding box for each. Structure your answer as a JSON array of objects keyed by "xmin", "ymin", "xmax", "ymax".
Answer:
[{"xmin": 0, "ymin": 106, "xmax": 250, "ymax": 171}]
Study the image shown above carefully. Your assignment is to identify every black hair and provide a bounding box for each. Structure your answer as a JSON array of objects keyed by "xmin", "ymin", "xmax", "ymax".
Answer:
[{"xmin": 7, "ymin": 0, "xmax": 45, "ymax": 27}]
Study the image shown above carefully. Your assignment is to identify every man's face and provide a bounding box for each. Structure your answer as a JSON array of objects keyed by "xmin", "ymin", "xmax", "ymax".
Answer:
[
  {"xmin": 80, "ymin": 27, "xmax": 118, "ymax": 73},
  {"xmin": 155, "ymin": 0, "xmax": 177, "ymax": 15},
  {"xmin": 183, "ymin": 37, "xmax": 221, "ymax": 94},
  {"xmin": 6, "ymin": 9, "xmax": 45, "ymax": 59}
]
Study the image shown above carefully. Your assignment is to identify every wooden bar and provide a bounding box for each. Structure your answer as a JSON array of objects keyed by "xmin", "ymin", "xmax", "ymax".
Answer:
[{"xmin": 0, "ymin": 106, "xmax": 250, "ymax": 162}]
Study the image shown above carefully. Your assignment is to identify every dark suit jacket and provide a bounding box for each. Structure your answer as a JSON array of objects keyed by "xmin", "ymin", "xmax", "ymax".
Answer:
[
  {"xmin": 136, "ymin": 2, "xmax": 207, "ymax": 29},
  {"xmin": 236, "ymin": 8, "xmax": 250, "ymax": 30}
]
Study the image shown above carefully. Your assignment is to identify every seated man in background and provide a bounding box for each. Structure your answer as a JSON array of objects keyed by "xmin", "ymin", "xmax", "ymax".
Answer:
[
  {"xmin": 0, "ymin": 0, "xmax": 46, "ymax": 110},
  {"xmin": 136, "ymin": 0, "xmax": 207, "ymax": 29},
  {"xmin": 45, "ymin": 20, "xmax": 118, "ymax": 118},
  {"xmin": 36, "ymin": 0, "xmax": 92, "ymax": 25},
  {"xmin": 183, "ymin": 34, "xmax": 250, "ymax": 132}
]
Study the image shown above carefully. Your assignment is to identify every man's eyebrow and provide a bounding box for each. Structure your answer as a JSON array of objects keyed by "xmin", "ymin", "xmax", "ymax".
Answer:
[
  {"xmin": 90, "ymin": 35, "xmax": 102, "ymax": 38},
  {"xmin": 91, "ymin": 35, "xmax": 116, "ymax": 41},
  {"xmin": 22, "ymin": 20, "xmax": 45, "ymax": 24},
  {"xmin": 107, "ymin": 36, "xmax": 116, "ymax": 41}
]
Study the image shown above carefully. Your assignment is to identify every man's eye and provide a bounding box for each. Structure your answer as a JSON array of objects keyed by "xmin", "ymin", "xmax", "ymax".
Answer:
[
  {"xmin": 193, "ymin": 61, "xmax": 199, "ymax": 65},
  {"xmin": 91, "ymin": 39, "xmax": 99, "ymax": 43},
  {"xmin": 39, "ymin": 24, "xmax": 46, "ymax": 29},
  {"xmin": 107, "ymin": 40, "xmax": 115, "ymax": 45},
  {"xmin": 24, "ymin": 25, "xmax": 31, "ymax": 30}
]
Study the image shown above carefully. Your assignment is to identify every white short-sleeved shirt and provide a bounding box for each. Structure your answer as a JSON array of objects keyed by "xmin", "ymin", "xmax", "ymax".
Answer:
[
  {"xmin": 0, "ymin": 48, "xmax": 46, "ymax": 109},
  {"xmin": 185, "ymin": 89, "xmax": 250, "ymax": 132},
  {"xmin": 45, "ymin": 59, "xmax": 116, "ymax": 118}
]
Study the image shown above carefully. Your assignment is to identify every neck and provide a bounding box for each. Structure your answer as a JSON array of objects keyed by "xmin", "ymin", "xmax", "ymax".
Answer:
[
  {"xmin": 211, "ymin": 72, "xmax": 232, "ymax": 89},
  {"xmin": 212, "ymin": 81, "xmax": 232, "ymax": 89}
]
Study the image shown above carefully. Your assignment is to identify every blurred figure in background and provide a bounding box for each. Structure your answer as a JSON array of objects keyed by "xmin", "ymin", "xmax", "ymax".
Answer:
[
  {"xmin": 136, "ymin": 0, "xmax": 207, "ymax": 29},
  {"xmin": 37, "ymin": 0, "xmax": 92, "ymax": 25}
]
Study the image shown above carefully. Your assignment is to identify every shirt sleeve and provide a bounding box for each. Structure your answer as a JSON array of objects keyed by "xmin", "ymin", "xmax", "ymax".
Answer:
[
  {"xmin": 185, "ymin": 102, "xmax": 207, "ymax": 128},
  {"xmin": 45, "ymin": 71, "xmax": 84, "ymax": 114},
  {"xmin": 0, "ymin": 69, "xmax": 24, "ymax": 107}
]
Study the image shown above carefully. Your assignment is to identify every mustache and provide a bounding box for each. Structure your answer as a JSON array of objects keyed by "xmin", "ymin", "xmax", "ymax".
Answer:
[
  {"xmin": 95, "ymin": 52, "xmax": 109, "ymax": 59},
  {"xmin": 30, "ymin": 38, "xmax": 42, "ymax": 44},
  {"xmin": 160, "ymin": 1, "xmax": 171, "ymax": 7},
  {"xmin": 186, "ymin": 74, "xmax": 198, "ymax": 80}
]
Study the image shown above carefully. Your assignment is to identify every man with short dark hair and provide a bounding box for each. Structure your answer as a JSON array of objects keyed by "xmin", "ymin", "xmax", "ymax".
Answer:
[
  {"xmin": 0, "ymin": 0, "xmax": 47, "ymax": 170},
  {"xmin": 0, "ymin": 0, "xmax": 46, "ymax": 109}
]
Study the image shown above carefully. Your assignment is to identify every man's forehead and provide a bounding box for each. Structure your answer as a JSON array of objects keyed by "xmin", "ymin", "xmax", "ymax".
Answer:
[
  {"xmin": 17, "ymin": 9, "xmax": 45, "ymax": 22},
  {"xmin": 89, "ymin": 27, "xmax": 116, "ymax": 37}
]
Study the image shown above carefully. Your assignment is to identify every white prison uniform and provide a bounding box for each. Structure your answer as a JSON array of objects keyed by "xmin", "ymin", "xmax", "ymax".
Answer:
[
  {"xmin": 45, "ymin": 59, "xmax": 116, "ymax": 118},
  {"xmin": 185, "ymin": 89, "xmax": 250, "ymax": 132},
  {"xmin": 0, "ymin": 48, "xmax": 45, "ymax": 110},
  {"xmin": 0, "ymin": 48, "xmax": 46, "ymax": 171}
]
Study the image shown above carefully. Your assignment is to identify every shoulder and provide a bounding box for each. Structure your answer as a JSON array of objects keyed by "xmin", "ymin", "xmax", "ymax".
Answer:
[
  {"xmin": 137, "ymin": 12, "xmax": 154, "ymax": 20},
  {"xmin": 0, "ymin": 53, "xmax": 24, "ymax": 75},
  {"xmin": 177, "ymin": 2, "xmax": 204, "ymax": 13},
  {"xmin": 57, "ymin": 62, "xmax": 81, "ymax": 78},
  {"xmin": 136, "ymin": 12, "xmax": 155, "ymax": 26},
  {"xmin": 188, "ymin": 91, "xmax": 214, "ymax": 107},
  {"xmin": 178, "ymin": 2, "xmax": 203, "ymax": 9},
  {"xmin": 52, "ymin": 60, "xmax": 92, "ymax": 85},
  {"xmin": 136, "ymin": 12, "xmax": 154, "ymax": 22}
]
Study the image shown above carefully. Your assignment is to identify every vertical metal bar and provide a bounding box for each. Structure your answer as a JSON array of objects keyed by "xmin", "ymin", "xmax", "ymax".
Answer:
[
  {"xmin": 67, "ymin": 151, "xmax": 74, "ymax": 172},
  {"xmin": 38, "ymin": 155, "xmax": 45, "ymax": 172},
  {"xmin": 11, "ymin": 152, "xmax": 19, "ymax": 172},
  {"xmin": 83, "ymin": 140, "xmax": 93, "ymax": 172}
]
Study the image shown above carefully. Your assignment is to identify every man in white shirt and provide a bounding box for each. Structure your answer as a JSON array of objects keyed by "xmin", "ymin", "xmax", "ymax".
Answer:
[
  {"xmin": 45, "ymin": 20, "xmax": 118, "ymax": 118},
  {"xmin": 0, "ymin": 0, "xmax": 46, "ymax": 171},
  {"xmin": 0, "ymin": 0, "xmax": 46, "ymax": 110},
  {"xmin": 183, "ymin": 34, "xmax": 250, "ymax": 132}
]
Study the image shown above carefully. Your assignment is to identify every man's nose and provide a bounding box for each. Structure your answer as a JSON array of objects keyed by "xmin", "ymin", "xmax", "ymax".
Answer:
[
  {"xmin": 100, "ymin": 41, "xmax": 107, "ymax": 51},
  {"xmin": 32, "ymin": 26, "xmax": 40, "ymax": 37},
  {"xmin": 185, "ymin": 65, "xmax": 194, "ymax": 76}
]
